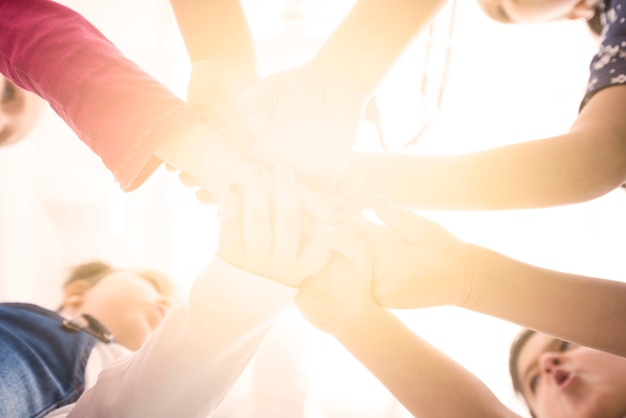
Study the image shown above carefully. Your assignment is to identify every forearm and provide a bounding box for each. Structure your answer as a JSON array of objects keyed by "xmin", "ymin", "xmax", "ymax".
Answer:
[
  {"xmin": 0, "ymin": 0, "xmax": 203, "ymax": 191},
  {"xmin": 169, "ymin": 0, "xmax": 255, "ymax": 65},
  {"xmin": 313, "ymin": 0, "xmax": 446, "ymax": 95},
  {"xmin": 336, "ymin": 152, "xmax": 472, "ymax": 210},
  {"xmin": 464, "ymin": 245, "xmax": 626, "ymax": 357},
  {"xmin": 338, "ymin": 128, "xmax": 626, "ymax": 211},
  {"xmin": 333, "ymin": 306, "xmax": 516, "ymax": 418}
]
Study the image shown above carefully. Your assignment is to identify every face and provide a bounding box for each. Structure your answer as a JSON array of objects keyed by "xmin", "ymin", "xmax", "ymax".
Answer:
[
  {"xmin": 62, "ymin": 271, "xmax": 172, "ymax": 351},
  {"xmin": 0, "ymin": 75, "xmax": 44, "ymax": 147},
  {"xmin": 516, "ymin": 333, "xmax": 626, "ymax": 418},
  {"xmin": 478, "ymin": 0, "xmax": 599, "ymax": 23}
]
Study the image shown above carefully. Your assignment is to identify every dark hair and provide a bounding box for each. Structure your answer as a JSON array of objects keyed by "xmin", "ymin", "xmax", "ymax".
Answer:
[
  {"xmin": 63, "ymin": 260, "xmax": 174, "ymax": 297},
  {"xmin": 478, "ymin": 1, "xmax": 604, "ymax": 37},
  {"xmin": 509, "ymin": 328, "xmax": 538, "ymax": 418},
  {"xmin": 586, "ymin": 4, "xmax": 603, "ymax": 36}
]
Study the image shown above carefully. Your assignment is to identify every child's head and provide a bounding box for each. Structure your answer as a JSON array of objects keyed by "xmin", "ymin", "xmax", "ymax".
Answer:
[
  {"xmin": 59, "ymin": 261, "xmax": 174, "ymax": 351},
  {"xmin": 0, "ymin": 75, "xmax": 44, "ymax": 147},
  {"xmin": 509, "ymin": 328, "xmax": 626, "ymax": 418},
  {"xmin": 477, "ymin": 0, "xmax": 603, "ymax": 35}
]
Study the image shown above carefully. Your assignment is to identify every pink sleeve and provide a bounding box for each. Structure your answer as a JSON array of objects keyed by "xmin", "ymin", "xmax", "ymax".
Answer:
[{"xmin": 0, "ymin": 0, "xmax": 203, "ymax": 191}]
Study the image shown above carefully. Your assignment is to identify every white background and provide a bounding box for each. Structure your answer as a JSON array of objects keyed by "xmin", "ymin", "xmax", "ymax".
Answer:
[{"xmin": 1, "ymin": 1, "xmax": 622, "ymax": 416}]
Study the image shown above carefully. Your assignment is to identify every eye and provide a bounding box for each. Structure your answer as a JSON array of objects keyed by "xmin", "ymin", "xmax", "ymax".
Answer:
[
  {"xmin": 559, "ymin": 341, "xmax": 573, "ymax": 351},
  {"xmin": 2, "ymin": 80, "xmax": 16, "ymax": 103},
  {"xmin": 529, "ymin": 374, "xmax": 540, "ymax": 393}
]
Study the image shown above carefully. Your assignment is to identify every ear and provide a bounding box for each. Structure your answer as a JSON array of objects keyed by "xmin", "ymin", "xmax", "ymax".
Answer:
[{"xmin": 60, "ymin": 280, "xmax": 90, "ymax": 313}]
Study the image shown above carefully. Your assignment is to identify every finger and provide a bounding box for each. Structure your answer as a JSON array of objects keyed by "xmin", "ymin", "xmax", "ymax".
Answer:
[
  {"xmin": 178, "ymin": 172, "xmax": 200, "ymax": 188},
  {"xmin": 217, "ymin": 184, "xmax": 243, "ymax": 259},
  {"xmin": 237, "ymin": 77, "xmax": 278, "ymax": 136},
  {"xmin": 272, "ymin": 165, "xmax": 300, "ymax": 260},
  {"xmin": 324, "ymin": 225, "xmax": 372, "ymax": 269},
  {"xmin": 195, "ymin": 188, "xmax": 214, "ymax": 205},
  {"xmin": 374, "ymin": 194, "xmax": 439, "ymax": 243},
  {"xmin": 242, "ymin": 165, "xmax": 272, "ymax": 256},
  {"xmin": 164, "ymin": 163, "xmax": 178, "ymax": 173}
]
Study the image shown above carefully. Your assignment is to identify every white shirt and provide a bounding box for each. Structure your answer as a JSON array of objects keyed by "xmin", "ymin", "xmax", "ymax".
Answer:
[{"xmin": 46, "ymin": 256, "xmax": 298, "ymax": 418}]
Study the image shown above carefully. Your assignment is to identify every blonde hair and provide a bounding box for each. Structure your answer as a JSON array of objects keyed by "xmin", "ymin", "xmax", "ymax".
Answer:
[{"xmin": 62, "ymin": 260, "xmax": 174, "ymax": 299}]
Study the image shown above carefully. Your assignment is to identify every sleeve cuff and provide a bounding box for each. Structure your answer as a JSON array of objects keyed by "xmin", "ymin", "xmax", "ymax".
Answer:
[{"xmin": 193, "ymin": 256, "xmax": 298, "ymax": 317}]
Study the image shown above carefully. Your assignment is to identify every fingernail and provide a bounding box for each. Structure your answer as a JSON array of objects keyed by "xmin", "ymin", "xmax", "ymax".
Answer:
[{"xmin": 196, "ymin": 189, "xmax": 213, "ymax": 205}]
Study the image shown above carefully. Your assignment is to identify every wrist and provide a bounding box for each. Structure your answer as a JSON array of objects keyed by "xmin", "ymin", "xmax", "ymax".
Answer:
[
  {"xmin": 331, "ymin": 303, "xmax": 389, "ymax": 340},
  {"xmin": 188, "ymin": 57, "xmax": 258, "ymax": 105},
  {"xmin": 457, "ymin": 244, "xmax": 489, "ymax": 310},
  {"xmin": 155, "ymin": 118, "xmax": 248, "ymax": 202}
]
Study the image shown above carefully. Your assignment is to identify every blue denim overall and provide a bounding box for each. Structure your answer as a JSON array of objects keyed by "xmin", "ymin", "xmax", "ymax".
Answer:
[{"xmin": 0, "ymin": 303, "xmax": 98, "ymax": 418}]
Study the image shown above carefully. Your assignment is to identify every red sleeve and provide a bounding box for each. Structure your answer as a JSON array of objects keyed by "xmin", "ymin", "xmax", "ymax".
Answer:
[{"xmin": 0, "ymin": 0, "xmax": 203, "ymax": 191}]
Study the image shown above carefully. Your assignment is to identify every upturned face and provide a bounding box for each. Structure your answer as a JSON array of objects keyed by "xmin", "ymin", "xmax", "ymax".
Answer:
[
  {"xmin": 516, "ymin": 333, "xmax": 626, "ymax": 418},
  {"xmin": 477, "ymin": 0, "xmax": 600, "ymax": 23},
  {"xmin": 61, "ymin": 271, "xmax": 173, "ymax": 351},
  {"xmin": 0, "ymin": 75, "xmax": 44, "ymax": 147}
]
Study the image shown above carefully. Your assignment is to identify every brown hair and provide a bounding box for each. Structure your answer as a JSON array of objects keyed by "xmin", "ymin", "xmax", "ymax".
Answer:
[
  {"xmin": 476, "ymin": 0, "xmax": 604, "ymax": 36},
  {"xmin": 509, "ymin": 328, "xmax": 538, "ymax": 418},
  {"xmin": 62, "ymin": 260, "xmax": 174, "ymax": 298}
]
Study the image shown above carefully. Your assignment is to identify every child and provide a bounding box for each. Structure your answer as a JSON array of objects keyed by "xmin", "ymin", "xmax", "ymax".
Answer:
[
  {"xmin": 0, "ymin": 0, "xmax": 249, "ymax": 202},
  {"xmin": 0, "ymin": 165, "xmax": 330, "ymax": 417}
]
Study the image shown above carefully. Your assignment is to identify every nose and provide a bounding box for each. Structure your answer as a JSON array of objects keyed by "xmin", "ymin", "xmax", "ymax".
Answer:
[
  {"xmin": 539, "ymin": 351, "xmax": 561, "ymax": 374},
  {"xmin": 155, "ymin": 296, "xmax": 172, "ymax": 313},
  {"xmin": 0, "ymin": 110, "xmax": 7, "ymax": 132}
]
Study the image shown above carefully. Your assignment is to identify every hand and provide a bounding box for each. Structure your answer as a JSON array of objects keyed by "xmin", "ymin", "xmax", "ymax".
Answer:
[
  {"xmin": 217, "ymin": 164, "xmax": 332, "ymax": 287},
  {"xmin": 295, "ymin": 224, "xmax": 377, "ymax": 335},
  {"xmin": 239, "ymin": 63, "xmax": 369, "ymax": 190},
  {"xmin": 165, "ymin": 57, "xmax": 258, "ymax": 204},
  {"xmin": 186, "ymin": 57, "xmax": 258, "ymax": 153},
  {"xmin": 352, "ymin": 195, "xmax": 471, "ymax": 309}
]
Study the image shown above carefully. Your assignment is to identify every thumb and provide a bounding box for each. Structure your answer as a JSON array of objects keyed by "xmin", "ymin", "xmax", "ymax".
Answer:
[
  {"xmin": 373, "ymin": 194, "xmax": 437, "ymax": 243},
  {"xmin": 323, "ymin": 225, "xmax": 371, "ymax": 269}
]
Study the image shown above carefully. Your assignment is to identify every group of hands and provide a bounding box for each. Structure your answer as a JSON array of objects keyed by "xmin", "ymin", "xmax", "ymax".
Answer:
[{"xmin": 181, "ymin": 56, "xmax": 475, "ymax": 334}]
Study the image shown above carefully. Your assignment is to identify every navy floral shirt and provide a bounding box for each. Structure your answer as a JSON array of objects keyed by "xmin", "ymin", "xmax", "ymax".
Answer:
[{"xmin": 583, "ymin": 0, "xmax": 626, "ymax": 108}]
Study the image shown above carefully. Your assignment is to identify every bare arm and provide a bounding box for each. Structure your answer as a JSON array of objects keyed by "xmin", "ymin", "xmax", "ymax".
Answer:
[
  {"xmin": 312, "ymin": 0, "xmax": 447, "ymax": 95},
  {"xmin": 333, "ymin": 306, "xmax": 521, "ymax": 418},
  {"xmin": 241, "ymin": 0, "xmax": 447, "ymax": 189},
  {"xmin": 370, "ymin": 196, "xmax": 626, "ymax": 358},
  {"xmin": 295, "ymin": 225, "xmax": 519, "ymax": 418},
  {"xmin": 169, "ymin": 0, "xmax": 255, "ymax": 64},
  {"xmin": 169, "ymin": 0, "xmax": 258, "ymax": 112},
  {"xmin": 464, "ymin": 244, "xmax": 626, "ymax": 358},
  {"xmin": 337, "ymin": 86, "xmax": 626, "ymax": 210}
]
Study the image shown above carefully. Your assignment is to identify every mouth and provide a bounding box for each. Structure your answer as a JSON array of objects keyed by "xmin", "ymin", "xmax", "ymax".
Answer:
[{"xmin": 554, "ymin": 369, "xmax": 575, "ymax": 390}]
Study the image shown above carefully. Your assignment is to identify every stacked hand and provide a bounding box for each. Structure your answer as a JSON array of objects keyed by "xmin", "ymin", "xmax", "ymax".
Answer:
[
  {"xmin": 295, "ymin": 223, "xmax": 378, "ymax": 335},
  {"xmin": 295, "ymin": 194, "xmax": 474, "ymax": 334},
  {"xmin": 186, "ymin": 57, "xmax": 257, "ymax": 154},
  {"xmin": 357, "ymin": 195, "xmax": 472, "ymax": 309},
  {"xmin": 239, "ymin": 63, "xmax": 369, "ymax": 190},
  {"xmin": 216, "ymin": 164, "xmax": 333, "ymax": 288}
]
